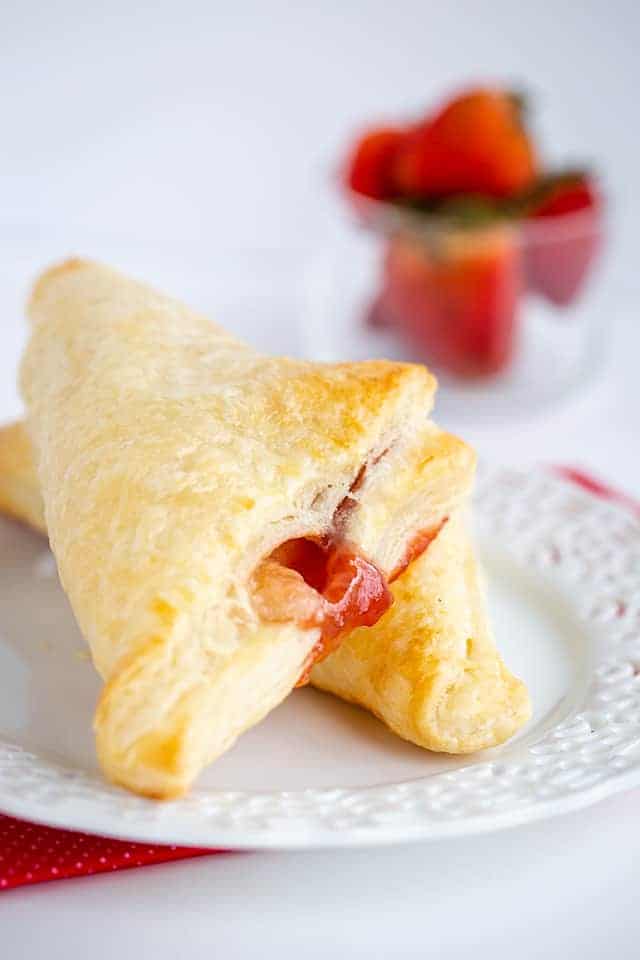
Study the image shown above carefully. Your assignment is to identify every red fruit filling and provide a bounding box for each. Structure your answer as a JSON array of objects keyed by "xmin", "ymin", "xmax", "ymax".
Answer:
[{"xmin": 251, "ymin": 472, "xmax": 448, "ymax": 682}]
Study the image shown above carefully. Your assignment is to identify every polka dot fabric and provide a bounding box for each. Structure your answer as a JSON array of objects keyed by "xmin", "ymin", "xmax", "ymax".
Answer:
[{"xmin": 0, "ymin": 815, "xmax": 216, "ymax": 890}]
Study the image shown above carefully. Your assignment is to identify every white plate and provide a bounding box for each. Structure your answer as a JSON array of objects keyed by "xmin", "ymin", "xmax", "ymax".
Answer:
[{"xmin": 0, "ymin": 466, "xmax": 639, "ymax": 848}]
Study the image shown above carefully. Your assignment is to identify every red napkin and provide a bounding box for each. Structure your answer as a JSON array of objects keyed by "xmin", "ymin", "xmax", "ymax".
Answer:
[
  {"xmin": 0, "ymin": 465, "xmax": 636, "ymax": 891},
  {"xmin": 0, "ymin": 816, "xmax": 215, "ymax": 890},
  {"xmin": 554, "ymin": 466, "xmax": 640, "ymax": 517}
]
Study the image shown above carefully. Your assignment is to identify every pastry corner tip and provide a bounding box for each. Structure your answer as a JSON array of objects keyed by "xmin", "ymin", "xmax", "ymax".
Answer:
[{"xmin": 27, "ymin": 257, "xmax": 92, "ymax": 311}]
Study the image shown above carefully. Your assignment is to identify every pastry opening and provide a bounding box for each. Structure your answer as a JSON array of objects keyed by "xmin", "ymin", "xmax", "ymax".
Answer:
[
  {"xmin": 252, "ymin": 536, "xmax": 393, "ymax": 685},
  {"xmin": 269, "ymin": 537, "xmax": 330, "ymax": 593},
  {"xmin": 251, "ymin": 518, "xmax": 447, "ymax": 686},
  {"xmin": 250, "ymin": 453, "xmax": 448, "ymax": 684}
]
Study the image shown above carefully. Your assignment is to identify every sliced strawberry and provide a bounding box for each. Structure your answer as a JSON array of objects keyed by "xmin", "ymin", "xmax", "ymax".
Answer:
[
  {"xmin": 525, "ymin": 174, "xmax": 602, "ymax": 307},
  {"xmin": 345, "ymin": 127, "xmax": 405, "ymax": 200},
  {"xmin": 375, "ymin": 228, "xmax": 522, "ymax": 378},
  {"xmin": 393, "ymin": 88, "xmax": 537, "ymax": 200}
]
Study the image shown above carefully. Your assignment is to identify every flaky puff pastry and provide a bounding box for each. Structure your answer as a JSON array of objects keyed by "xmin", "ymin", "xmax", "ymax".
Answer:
[
  {"xmin": 0, "ymin": 420, "xmax": 529, "ymax": 761},
  {"xmin": 16, "ymin": 258, "xmax": 478, "ymax": 798},
  {"xmin": 312, "ymin": 512, "xmax": 531, "ymax": 752}
]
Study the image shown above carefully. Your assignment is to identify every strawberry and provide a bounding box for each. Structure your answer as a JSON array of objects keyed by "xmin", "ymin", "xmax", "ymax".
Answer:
[
  {"xmin": 373, "ymin": 227, "xmax": 522, "ymax": 377},
  {"xmin": 345, "ymin": 127, "xmax": 405, "ymax": 200},
  {"xmin": 393, "ymin": 88, "xmax": 537, "ymax": 200},
  {"xmin": 525, "ymin": 174, "xmax": 602, "ymax": 306}
]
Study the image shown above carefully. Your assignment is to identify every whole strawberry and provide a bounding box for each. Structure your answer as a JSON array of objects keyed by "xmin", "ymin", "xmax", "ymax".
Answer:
[
  {"xmin": 393, "ymin": 88, "xmax": 537, "ymax": 200},
  {"xmin": 345, "ymin": 127, "xmax": 405, "ymax": 201}
]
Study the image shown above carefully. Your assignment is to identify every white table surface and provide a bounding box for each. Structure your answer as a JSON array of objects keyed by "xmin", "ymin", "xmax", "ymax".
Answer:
[{"xmin": 1, "ymin": 2, "xmax": 639, "ymax": 956}]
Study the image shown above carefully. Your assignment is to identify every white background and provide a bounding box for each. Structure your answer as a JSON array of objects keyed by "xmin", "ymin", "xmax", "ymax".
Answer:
[{"xmin": 1, "ymin": 1, "xmax": 639, "ymax": 956}]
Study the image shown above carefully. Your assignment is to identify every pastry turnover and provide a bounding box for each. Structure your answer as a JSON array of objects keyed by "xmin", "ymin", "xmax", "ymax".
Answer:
[
  {"xmin": 14, "ymin": 258, "xmax": 485, "ymax": 798},
  {"xmin": 0, "ymin": 420, "xmax": 530, "ymax": 754},
  {"xmin": 0, "ymin": 417, "xmax": 530, "ymax": 752}
]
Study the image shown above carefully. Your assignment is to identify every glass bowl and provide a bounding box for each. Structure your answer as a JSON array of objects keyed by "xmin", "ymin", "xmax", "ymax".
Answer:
[{"xmin": 301, "ymin": 189, "xmax": 607, "ymax": 421}]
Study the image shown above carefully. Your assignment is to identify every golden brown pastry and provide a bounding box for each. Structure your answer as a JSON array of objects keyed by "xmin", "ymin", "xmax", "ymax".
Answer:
[
  {"xmin": 16, "ymin": 258, "xmax": 477, "ymax": 798},
  {"xmin": 0, "ymin": 420, "xmax": 530, "ymax": 761}
]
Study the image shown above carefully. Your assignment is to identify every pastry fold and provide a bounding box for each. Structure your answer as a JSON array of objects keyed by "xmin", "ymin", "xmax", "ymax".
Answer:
[
  {"xmin": 311, "ymin": 512, "xmax": 530, "ymax": 752},
  {"xmin": 14, "ymin": 258, "xmax": 478, "ymax": 797}
]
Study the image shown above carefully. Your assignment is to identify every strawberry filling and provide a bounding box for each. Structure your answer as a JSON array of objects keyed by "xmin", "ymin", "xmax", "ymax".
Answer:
[
  {"xmin": 252, "ymin": 519, "xmax": 447, "ymax": 685},
  {"xmin": 250, "ymin": 456, "xmax": 448, "ymax": 683},
  {"xmin": 389, "ymin": 519, "xmax": 446, "ymax": 581},
  {"xmin": 252, "ymin": 537, "xmax": 392, "ymax": 685}
]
